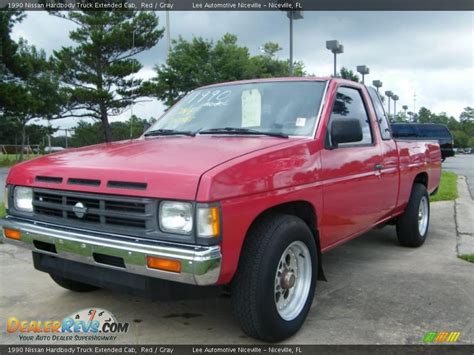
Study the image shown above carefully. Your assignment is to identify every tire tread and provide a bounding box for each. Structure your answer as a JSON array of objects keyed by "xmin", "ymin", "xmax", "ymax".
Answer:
[
  {"xmin": 232, "ymin": 213, "xmax": 315, "ymax": 341},
  {"xmin": 396, "ymin": 183, "xmax": 429, "ymax": 247}
]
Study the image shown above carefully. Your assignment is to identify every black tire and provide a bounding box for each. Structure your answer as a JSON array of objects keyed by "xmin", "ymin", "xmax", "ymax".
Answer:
[
  {"xmin": 50, "ymin": 274, "xmax": 99, "ymax": 292},
  {"xmin": 396, "ymin": 183, "xmax": 430, "ymax": 247},
  {"xmin": 231, "ymin": 214, "xmax": 318, "ymax": 342}
]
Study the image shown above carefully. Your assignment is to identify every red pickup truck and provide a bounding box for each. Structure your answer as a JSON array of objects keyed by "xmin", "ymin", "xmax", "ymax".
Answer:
[{"xmin": 2, "ymin": 78, "xmax": 441, "ymax": 341}]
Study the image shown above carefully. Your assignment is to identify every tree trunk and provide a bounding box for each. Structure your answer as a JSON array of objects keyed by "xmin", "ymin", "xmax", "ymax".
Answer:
[
  {"xmin": 19, "ymin": 122, "xmax": 26, "ymax": 162},
  {"xmin": 100, "ymin": 104, "xmax": 112, "ymax": 142}
]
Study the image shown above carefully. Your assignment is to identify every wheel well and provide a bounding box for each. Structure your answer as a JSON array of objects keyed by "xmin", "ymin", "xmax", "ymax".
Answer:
[
  {"xmin": 254, "ymin": 201, "xmax": 317, "ymax": 233},
  {"xmin": 247, "ymin": 201, "xmax": 326, "ymax": 281},
  {"xmin": 414, "ymin": 172, "xmax": 428, "ymax": 187}
]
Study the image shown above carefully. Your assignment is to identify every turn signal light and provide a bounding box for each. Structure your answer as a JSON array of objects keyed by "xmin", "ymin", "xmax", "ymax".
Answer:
[
  {"xmin": 4, "ymin": 228, "xmax": 21, "ymax": 240},
  {"xmin": 209, "ymin": 207, "xmax": 220, "ymax": 237},
  {"xmin": 147, "ymin": 256, "xmax": 181, "ymax": 273},
  {"xmin": 197, "ymin": 206, "xmax": 221, "ymax": 238}
]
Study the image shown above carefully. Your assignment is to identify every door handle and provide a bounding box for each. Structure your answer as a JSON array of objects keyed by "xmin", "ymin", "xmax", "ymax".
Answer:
[{"xmin": 374, "ymin": 163, "xmax": 383, "ymax": 171}]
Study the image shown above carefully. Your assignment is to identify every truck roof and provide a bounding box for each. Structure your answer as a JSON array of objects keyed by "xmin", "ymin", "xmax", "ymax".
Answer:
[{"xmin": 199, "ymin": 76, "xmax": 359, "ymax": 89}]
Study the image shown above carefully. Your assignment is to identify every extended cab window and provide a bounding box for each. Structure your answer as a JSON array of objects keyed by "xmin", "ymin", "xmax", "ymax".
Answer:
[
  {"xmin": 368, "ymin": 87, "xmax": 391, "ymax": 140},
  {"xmin": 328, "ymin": 87, "xmax": 373, "ymax": 146}
]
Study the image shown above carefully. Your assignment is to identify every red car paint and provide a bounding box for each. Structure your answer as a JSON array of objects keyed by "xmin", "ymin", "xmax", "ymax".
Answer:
[{"xmin": 6, "ymin": 78, "xmax": 442, "ymax": 285}]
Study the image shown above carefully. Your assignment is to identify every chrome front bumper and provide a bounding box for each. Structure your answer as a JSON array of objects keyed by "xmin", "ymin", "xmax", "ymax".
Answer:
[{"xmin": 0, "ymin": 216, "xmax": 222, "ymax": 285}]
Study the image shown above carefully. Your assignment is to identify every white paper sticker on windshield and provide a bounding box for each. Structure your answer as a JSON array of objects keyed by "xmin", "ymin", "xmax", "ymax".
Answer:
[
  {"xmin": 296, "ymin": 117, "xmax": 307, "ymax": 127},
  {"xmin": 241, "ymin": 89, "xmax": 261, "ymax": 127}
]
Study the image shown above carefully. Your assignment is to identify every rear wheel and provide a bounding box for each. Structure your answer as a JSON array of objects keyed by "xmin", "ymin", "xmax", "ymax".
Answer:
[
  {"xmin": 396, "ymin": 183, "xmax": 430, "ymax": 247},
  {"xmin": 232, "ymin": 214, "xmax": 317, "ymax": 342},
  {"xmin": 50, "ymin": 274, "xmax": 99, "ymax": 292}
]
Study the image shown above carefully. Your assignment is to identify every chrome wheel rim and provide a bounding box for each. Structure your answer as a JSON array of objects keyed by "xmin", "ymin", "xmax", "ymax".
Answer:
[
  {"xmin": 274, "ymin": 241, "xmax": 312, "ymax": 321},
  {"xmin": 418, "ymin": 196, "xmax": 429, "ymax": 236}
]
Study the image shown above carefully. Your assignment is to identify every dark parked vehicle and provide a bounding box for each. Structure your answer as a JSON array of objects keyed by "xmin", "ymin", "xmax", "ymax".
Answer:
[{"xmin": 391, "ymin": 123, "xmax": 455, "ymax": 161}]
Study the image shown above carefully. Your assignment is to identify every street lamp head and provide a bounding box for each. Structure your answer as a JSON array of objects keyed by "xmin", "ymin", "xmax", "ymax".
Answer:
[
  {"xmin": 402, "ymin": 105, "xmax": 408, "ymax": 110},
  {"xmin": 392, "ymin": 95, "xmax": 399, "ymax": 101},
  {"xmin": 385, "ymin": 90, "xmax": 393, "ymax": 98},
  {"xmin": 356, "ymin": 65, "xmax": 370, "ymax": 75},
  {"xmin": 326, "ymin": 41, "xmax": 344, "ymax": 54},
  {"xmin": 372, "ymin": 80, "xmax": 383, "ymax": 88},
  {"xmin": 326, "ymin": 40, "xmax": 339, "ymax": 51},
  {"xmin": 287, "ymin": 10, "xmax": 304, "ymax": 20}
]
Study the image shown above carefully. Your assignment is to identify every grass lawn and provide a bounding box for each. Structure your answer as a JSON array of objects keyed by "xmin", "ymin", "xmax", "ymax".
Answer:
[
  {"xmin": 0, "ymin": 154, "xmax": 37, "ymax": 168},
  {"xmin": 430, "ymin": 171, "xmax": 458, "ymax": 202},
  {"xmin": 459, "ymin": 254, "xmax": 474, "ymax": 263}
]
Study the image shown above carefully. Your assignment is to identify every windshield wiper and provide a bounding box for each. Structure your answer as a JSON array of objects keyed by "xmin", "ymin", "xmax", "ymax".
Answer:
[
  {"xmin": 144, "ymin": 129, "xmax": 196, "ymax": 137},
  {"xmin": 198, "ymin": 127, "xmax": 288, "ymax": 138}
]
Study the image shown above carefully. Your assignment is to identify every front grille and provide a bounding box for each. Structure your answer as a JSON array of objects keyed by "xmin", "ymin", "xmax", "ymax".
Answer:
[{"xmin": 32, "ymin": 188, "xmax": 157, "ymax": 236}]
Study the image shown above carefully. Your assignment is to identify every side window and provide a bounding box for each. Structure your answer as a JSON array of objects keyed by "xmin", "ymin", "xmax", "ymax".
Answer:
[
  {"xmin": 329, "ymin": 87, "xmax": 373, "ymax": 146},
  {"xmin": 368, "ymin": 87, "xmax": 391, "ymax": 140}
]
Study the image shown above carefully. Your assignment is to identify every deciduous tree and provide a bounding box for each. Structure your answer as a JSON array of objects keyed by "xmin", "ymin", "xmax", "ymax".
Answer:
[
  {"xmin": 153, "ymin": 34, "xmax": 305, "ymax": 107},
  {"xmin": 339, "ymin": 67, "xmax": 359, "ymax": 82}
]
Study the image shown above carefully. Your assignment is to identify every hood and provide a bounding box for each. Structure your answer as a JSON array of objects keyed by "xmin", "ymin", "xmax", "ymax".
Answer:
[{"xmin": 7, "ymin": 136, "xmax": 295, "ymax": 200}]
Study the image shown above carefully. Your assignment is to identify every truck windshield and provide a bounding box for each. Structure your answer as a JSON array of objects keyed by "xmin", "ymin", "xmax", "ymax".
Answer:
[{"xmin": 147, "ymin": 81, "xmax": 327, "ymax": 137}]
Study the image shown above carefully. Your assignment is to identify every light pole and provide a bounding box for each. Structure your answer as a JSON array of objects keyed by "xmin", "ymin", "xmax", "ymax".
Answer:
[
  {"xmin": 166, "ymin": 3, "xmax": 171, "ymax": 55},
  {"xmin": 287, "ymin": 10, "xmax": 303, "ymax": 76},
  {"xmin": 356, "ymin": 65, "xmax": 370, "ymax": 84},
  {"xmin": 392, "ymin": 94, "xmax": 399, "ymax": 119},
  {"xmin": 326, "ymin": 40, "xmax": 344, "ymax": 77},
  {"xmin": 385, "ymin": 91, "xmax": 393, "ymax": 119},
  {"xmin": 372, "ymin": 80, "xmax": 383, "ymax": 93}
]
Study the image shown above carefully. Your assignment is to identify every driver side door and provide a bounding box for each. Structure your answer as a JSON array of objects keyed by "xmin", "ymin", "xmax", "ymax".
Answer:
[{"xmin": 320, "ymin": 86, "xmax": 385, "ymax": 249}]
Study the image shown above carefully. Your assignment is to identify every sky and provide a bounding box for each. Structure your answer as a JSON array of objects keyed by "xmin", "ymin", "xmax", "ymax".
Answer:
[{"xmin": 11, "ymin": 10, "xmax": 474, "ymax": 130}]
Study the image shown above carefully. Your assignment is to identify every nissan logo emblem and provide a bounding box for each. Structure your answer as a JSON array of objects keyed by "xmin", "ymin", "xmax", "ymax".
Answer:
[{"xmin": 73, "ymin": 202, "xmax": 88, "ymax": 218}]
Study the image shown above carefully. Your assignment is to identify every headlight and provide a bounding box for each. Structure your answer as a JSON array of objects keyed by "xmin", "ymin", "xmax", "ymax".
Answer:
[
  {"xmin": 197, "ymin": 206, "xmax": 220, "ymax": 238},
  {"xmin": 159, "ymin": 201, "xmax": 193, "ymax": 235},
  {"xmin": 14, "ymin": 186, "xmax": 33, "ymax": 212},
  {"xmin": 3, "ymin": 186, "xmax": 8, "ymax": 210}
]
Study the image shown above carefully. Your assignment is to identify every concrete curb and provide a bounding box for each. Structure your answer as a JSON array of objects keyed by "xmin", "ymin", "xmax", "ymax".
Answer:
[{"xmin": 455, "ymin": 175, "xmax": 474, "ymax": 256}]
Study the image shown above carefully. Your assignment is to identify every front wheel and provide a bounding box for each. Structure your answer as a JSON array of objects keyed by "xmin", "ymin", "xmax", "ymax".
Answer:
[
  {"xmin": 231, "ymin": 214, "xmax": 317, "ymax": 342},
  {"xmin": 396, "ymin": 183, "xmax": 430, "ymax": 247}
]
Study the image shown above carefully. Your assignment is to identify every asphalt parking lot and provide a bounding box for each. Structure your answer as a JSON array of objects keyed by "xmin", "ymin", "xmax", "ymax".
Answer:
[{"xmin": 1, "ymin": 198, "xmax": 473, "ymax": 345}]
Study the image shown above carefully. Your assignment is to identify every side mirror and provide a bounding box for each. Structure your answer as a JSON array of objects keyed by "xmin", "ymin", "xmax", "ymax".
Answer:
[{"xmin": 330, "ymin": 119, "xmax": 363, "ymax": 147}]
